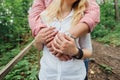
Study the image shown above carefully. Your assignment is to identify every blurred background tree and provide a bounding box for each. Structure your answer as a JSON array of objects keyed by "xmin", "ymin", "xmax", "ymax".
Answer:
[
  {"xmin": 0, "ymin": 0, "xmax": 32, "ymax": 53},
  {"xmin": 0, "ymin": 0, "xmax": 39, "ymax": 80},
  {"xmin": 93, "ymin": 0, "xmax": 120, "ymax": 46},
  {"xmin": 114, "ymin": 0, "xmax": 120, "ymax": 21}
]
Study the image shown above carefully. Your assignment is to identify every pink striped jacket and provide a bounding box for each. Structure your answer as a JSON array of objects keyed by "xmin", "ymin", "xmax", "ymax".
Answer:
[{"xmin": 28, "ymin": 0, "xmax": 100, "ymax": 36}]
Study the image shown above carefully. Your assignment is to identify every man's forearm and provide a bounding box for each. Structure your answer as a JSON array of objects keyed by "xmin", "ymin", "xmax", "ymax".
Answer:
[
  {"xmin": 80, "ymin": 0, "xmax": 100, "ymax": 32},
  {"xmin": 69, "ymin": 22, "xmax": 89, "ymax": 38},
  {"xmin": 28, "ymin": 0, "xmax": 46, "ymax": 36}
]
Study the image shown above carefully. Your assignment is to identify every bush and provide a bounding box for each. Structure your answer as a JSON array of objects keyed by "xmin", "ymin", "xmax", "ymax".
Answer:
[
  {"xmin": 92, "ymin": 3, "xmax": 120, "ymax": 46},
  {"xmin": 0, "ymin": 0, "xmax": 32, "ymax": 53}
]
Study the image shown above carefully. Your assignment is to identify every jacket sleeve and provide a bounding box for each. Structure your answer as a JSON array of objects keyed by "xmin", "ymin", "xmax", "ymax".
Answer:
[
  {"xmin": 28, "ymin": 0, "xmax": 46, "ymax": 37},
  {"xmin": 80, "ymin": 0, "xmax": 100, "ymax": 32}
]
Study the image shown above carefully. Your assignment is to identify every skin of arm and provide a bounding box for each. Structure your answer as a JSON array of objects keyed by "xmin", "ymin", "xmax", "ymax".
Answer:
[
  {"xmin": 69, "ymin": 23, "xmax": 89, "ymax": 39},
  {"xmin": 69, "ymin": 0, "xmax": 100, "ymax": 38},
  {"xmin": 82, "ymin": 49, "xmax": 92, "ymax": 59}
]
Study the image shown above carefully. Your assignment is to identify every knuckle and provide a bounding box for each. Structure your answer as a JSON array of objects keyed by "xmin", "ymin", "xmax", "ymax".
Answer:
[
  {"xmin": 64, "ymin": 41, "xmax": 68, "ymax": 44},
  {"xmin": 62, "ymin": 44, "xmax": 66, "ymax": 48},
  {"xmin": 53, "ymin": 41, "xmax": 56, "ymax": 45},
  {"xmin": 44, "ymin": 37, "xmax": 47, "ymax": 40},
  {"xmin": 61, "ymin": 47, "xmax": 64, "ymax": 51}
]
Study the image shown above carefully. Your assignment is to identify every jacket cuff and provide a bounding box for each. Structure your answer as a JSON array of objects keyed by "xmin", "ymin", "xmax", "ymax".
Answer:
[{"xmin": 32, "ymin": 23, "xmax": 46, "ymax": 37}]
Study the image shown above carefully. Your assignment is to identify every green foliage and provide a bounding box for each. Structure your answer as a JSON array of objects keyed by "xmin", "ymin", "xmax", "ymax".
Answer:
[
  {"xmin": 0, "ymin": 47, "xmax": 20, "ymax": 70},
  {"xmin": 0, "ymin": 0, "xmax": 40, "ymax": 79},
  {"xmin": 5, "ymin": 59, "xmax": 38, "ymax": 80},
  {"xmin": 100, "ymin": 3, "xmax": 116, "ymax": 29},
  {"xmin": 0, "ymin": 46, "xmax": 39, "ymax": 80},
  {"xmin": 0, "ymin": 0, "xmax": 32, "ymax": 53},
  {"xmin": 96, "ymin": 23, "xmax": 120, "ymax": 46},
  {"xmin": 100, "ymin": 64, "xmax": 112, "ymax": 73},
  {"xmin": 92, "ymin": 24, "xmax": 110, "ymax": 38},
  {"xmin": 92, "ymin": 3, "xmax": 120, "ymax": 46}
]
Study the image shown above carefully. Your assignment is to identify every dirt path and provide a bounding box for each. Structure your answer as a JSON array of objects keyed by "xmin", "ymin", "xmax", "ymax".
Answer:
[{"xmin": 88, "ymin": 40, "xmax": 120, "ymax": 80}]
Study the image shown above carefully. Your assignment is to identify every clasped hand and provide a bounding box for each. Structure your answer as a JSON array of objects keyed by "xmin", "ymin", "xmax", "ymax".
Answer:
[{"xmin": 35, "ymin": 27, "xmax": 78, "ymax": 61}]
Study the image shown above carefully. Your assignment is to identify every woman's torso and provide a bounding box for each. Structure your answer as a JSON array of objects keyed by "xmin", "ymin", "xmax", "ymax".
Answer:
[{"xmin": 39, "ymin": 10, "xmax": 88, "ymax": 80}]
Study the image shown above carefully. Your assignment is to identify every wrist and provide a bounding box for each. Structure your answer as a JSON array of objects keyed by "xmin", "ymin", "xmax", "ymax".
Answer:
[
  {"xmin": 35, "ymin": 37, "xmax": 43, "ymax": 45},
  {"xmin": 72, "ymin": 48, "xmax": 84, "ymax": 59},
  {"xmin": 64, "ymin": 31, "xmax": 76, "ymax": 39},
  {"xmin": 72, "ymin": 48, "xmax": 79, "ymax": 56},
  {"xmin": 33, "ymin": 40, "xmax": 44, "ymax": 51}
]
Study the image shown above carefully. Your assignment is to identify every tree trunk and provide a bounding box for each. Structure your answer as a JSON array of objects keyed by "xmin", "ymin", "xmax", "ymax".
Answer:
[
  {"xmin": 114, "ymin": 0, "xmax": 120, "ymax": 21},
  {"xmin": 101, "ymin": 0, "xmax": 105, "ymax": 4},
  {"xmin": 103, "ymin": 0, "xmax": 106, "ymax": 4}
]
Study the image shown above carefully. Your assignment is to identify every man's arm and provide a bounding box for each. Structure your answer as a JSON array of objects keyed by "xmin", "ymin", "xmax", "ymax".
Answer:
[
  {"xmin": 81, "ymin": 0, "xmax": 100, "ymax": 32},
  {"xmin": 28, "ymin": 0, "xmax": 46, "ymax": 37},
  {"xmin": 28, "ymin": 0, "xmax": 100, "ymax": 38},
  {"xmin": 69, "ymin": 0, "xmax": 100, "ymax": 38}
]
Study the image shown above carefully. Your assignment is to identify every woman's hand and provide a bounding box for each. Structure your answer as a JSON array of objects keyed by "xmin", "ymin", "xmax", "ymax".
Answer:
[{"xmin": 52, "ymin": 33, "xmax": 78, "ymax": 56}]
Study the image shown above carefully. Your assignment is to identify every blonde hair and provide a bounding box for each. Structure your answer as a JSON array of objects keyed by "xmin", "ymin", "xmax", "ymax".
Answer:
[
  {"xmin": 41, "ymin": 0, "xmax": 88, "ymax": 26},
  {"xmin": 72, "ymin": 0, "xmax": 88, "ymax": 26}
]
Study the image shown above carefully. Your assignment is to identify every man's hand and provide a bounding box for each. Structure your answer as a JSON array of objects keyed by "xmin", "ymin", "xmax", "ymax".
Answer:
[
  {"xmin": 46, "ymin": 40, "xmax": 72, "ymax": 61},
  {"xmin": 52, "ymin": 33, "xmax": 78, "ymax": 56},
  {"xmin": 35, "ymin": 27, "xmax": 58, "ymax": 45}
]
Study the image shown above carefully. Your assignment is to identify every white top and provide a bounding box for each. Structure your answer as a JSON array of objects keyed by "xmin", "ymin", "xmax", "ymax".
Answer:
[{"xmin": 39, "ymin": 10, "xmax": 92, "ymax": 80}]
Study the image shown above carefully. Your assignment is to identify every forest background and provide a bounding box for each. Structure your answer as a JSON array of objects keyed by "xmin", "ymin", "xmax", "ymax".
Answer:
[{"xmin": 0, "ymin": 0, "xmax": 120, "ymax": 80}]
